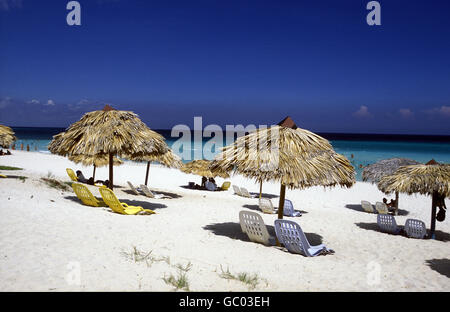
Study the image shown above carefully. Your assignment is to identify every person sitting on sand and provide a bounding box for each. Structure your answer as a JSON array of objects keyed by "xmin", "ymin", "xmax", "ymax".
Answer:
[
  {"xmin": 201, "ymin": 176, "xmax": 207, "ymax": 188},
  {"xmin": 205, "ymin": 180, "xmax": 217, "ymax": 191},
  {"xmin": 76, "ymin": 170, "xmax": 89, "ymax": 183},
  {"xmin": 383, "ymin": 197, "xmax": 397, "ymax": 212}
]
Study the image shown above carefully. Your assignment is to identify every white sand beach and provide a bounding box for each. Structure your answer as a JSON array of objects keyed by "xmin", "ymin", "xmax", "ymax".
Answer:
[{"xmin": 0, "ymin": 150, "xmax": 449, "ymax": 291}]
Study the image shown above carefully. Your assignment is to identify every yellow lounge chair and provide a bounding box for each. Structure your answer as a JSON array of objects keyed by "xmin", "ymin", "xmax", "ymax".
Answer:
[
  {"xmin": 99, "ymin": 187, "xmax": 156, "ymax": 215},
  {"xmin": 67, "ymin": 168, "xmax": 104, "ymax": 187},
  {"xmin": 66, "ymin": 168, "xmax": 78, "ymax": 182},
  {"xmin": 71, "ymin": 183, "xmax": 106, "ymax": 207},
  {"xmin": 0, "ymin": 174, "xmax": 6, "ymax": 178},
  {"xmin": 220, "ymin": 181, "xmax": 231, "ymax": 191}
]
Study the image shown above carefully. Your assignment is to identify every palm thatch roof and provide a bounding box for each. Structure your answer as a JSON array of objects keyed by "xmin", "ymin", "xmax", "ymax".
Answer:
[
  {"xmin": 48, "ymin": 105, "xmax": 169, "ymax": 189},
  {"xmin": 362, "ymin": 158, "xmax": 421, "ymax": 184},
  {"xmin": 378, "ymin": 163, "xmax": 450, "ymax": 197},
  {"xmin": 0, "ymin": 125, "xmax": 16, "ymax": 148},
  {"xmin": 68, "ymin": 154, "xmax": 123, "ymax": 167},
  {"xmin": 210, "ymin": 120, "xmax": 355, "ymax": 189},
  {"xmin": 127, "ymin": 149, "xmax": 182, "ymax": 169},
  {"xmin": 182, "ymin": 159, "xmax": 230, "ymax": 178},
  {"xmin": 48, "ymin": 105, "xmax": 168, "ymax": 158},
  {"xmin": 127, "ymin": 148, "xmax": 183, "ymax": 186},
  {"xmin": 377, "ymin": 160, "xmax": 450, "ymax": 239}
]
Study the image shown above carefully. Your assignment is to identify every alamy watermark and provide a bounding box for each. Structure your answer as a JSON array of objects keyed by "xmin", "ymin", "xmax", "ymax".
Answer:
[{"xmin": 66, "ymin": 2, "xmax": 381, "ymax": 27}]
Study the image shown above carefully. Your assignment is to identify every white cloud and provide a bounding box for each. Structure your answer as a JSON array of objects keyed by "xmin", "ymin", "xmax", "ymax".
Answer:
[
  {"xmin": 425, "ymin": 105, "xmax": 450, "ymax": 118},
  {"xmin": 438, "ymin": 106, "xmax": 450, "ymax": 117},
  {"xmin": 45, "ymin": 99, "xmax": 55, "ymax": 106},
  {"xmin": 27, "ymin": 99, "xmax": 40, "ymax": 105},
  {"xmin": 399, "ymin": 108, "xmax": 414, "ymax": 119},
  {"xmin": 352, "ymin": 105, "xmax": 371, "ymax": 118}
]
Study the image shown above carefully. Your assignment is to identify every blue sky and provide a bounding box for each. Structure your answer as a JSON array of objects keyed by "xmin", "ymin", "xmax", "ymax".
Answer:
[{"xmin": 1, "ymin": 0, "xmax": 450, "ymax": 134}]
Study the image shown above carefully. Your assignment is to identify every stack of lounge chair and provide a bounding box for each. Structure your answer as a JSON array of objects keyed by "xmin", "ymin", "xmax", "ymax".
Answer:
[{"xmin": 232, "ymin": 185, "xmax": 256, "ymax": 198}]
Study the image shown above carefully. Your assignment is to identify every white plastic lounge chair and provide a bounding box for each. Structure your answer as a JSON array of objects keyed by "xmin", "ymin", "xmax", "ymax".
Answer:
[
  {"xmin": 361, "ymin": 200, "xmax": 375, "ymax": 213},
  {"xmin": 404, "ymin": 219, "xmax": 427, "ymax": 239},
  {"xmin": 377, "ymin": 214, "xmax": 401, "ymax": 234},
  {"xmin": 240, "ymin": 187, "xmax": 256, "ymax": 198},
  {"xmin": 239, "ymin": 211, "xmax": 275, "ymax": 246},
  {"xmin": 232, "ymin": 185, "xmax": 242, "ymax": 196},
  {"xmin": 139, "ymin": 184, "xmax": 164, "ymax": 199},
  {"xmin": 274, "ymin": 219, "xmax": 334, "ymax": 257},
  {"xmin": 375, "ymin": 202, "xmax": 389, "ymax": 214},
  {"xmin": 259, "ymin": 198, "xmax": 277, "ymax": 214},
  {"xmin": 283, "ymin": 199, "xmax": 301, "ymax": 217},
  {"xmin": 127, "ymin": 181, "xmax": 141, "ymax": 195}
]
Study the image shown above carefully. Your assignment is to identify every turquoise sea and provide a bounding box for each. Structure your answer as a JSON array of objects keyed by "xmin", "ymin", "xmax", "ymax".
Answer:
[{"xmin": 7, "ymin": 127, "xmax": 450, "ymax": 181}]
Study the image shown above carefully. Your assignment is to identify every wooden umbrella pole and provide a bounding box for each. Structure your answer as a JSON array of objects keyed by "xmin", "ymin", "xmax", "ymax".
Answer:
[
  {"xmin": 145, "ymin": 161, "xmax": 151, "ymax": 186},
  {"xmin": 93, "ymin": 165, "xmax": 96, "ymax": 181},
  {"xmin": 395, "ymin": 191, "xmax": 399, "ymax": 215},
  {"xmin": 259, "ymin": 180, "xmax": 263, "ymax": 199},
  {"xmin": 109, "ymin": 153, "xmax": 114, "ymax": 190},
  {"xmin": 430, "ymin": 192, "xmax": 437, "ymax": 239},
  {"xmin": 277, "ymin": 184, "xmax": 286, "ymax": 220}
]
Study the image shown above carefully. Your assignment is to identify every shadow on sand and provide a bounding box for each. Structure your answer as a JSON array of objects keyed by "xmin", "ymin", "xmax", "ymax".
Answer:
[
  {"xmin": 203, "ymin": 222, "xmax": 323, "ymax": 245},
  {"xmin": 425, "ymin": 259, "xmax": 450, "ymax": 278},
  {"xmin": 355, "ymin": 222, "xmax": 450, "ymax": 242},
  {"xmin": 122, "ymin": 189, "xmax": 182, "ymax": 199},
  {"xmin": 345, "ymin": 204, "xmax": 409, "ymax": 216},
  {"xmin": 242, "ymin": 204, "xmax": 308, "ymax": 215},
  {"xmin": 1, "ymin": 174, "xmax": 28, "ymax": 179},
  {"xmin": 253, "ymin": 193, "xmax": 279, "ymax": 199},
  {"xmin": 64, "ymin": 195, "xmax": 167, "ymax": 211}
]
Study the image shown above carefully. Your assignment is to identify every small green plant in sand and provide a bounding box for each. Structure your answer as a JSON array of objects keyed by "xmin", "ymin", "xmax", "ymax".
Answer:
[
  {"xmin": 219, "ymin": 265, "xmax": 263, "ymax": 290},
  {"xmin": 41, "ymin": 177, "xmax": 70, "ymax": 191},
  {"xmin": 0, "ymin": 166, "xmax": 22, "ymax": 170},
  {"xmin": 162, "ymin": 262, "xmax": 192, "ymax": 291},
  {"xmin": 18, "ymin": 176, "xmax": 27, "ymax": 183},
  {"xmin": 120, "ymin": 246, "xmax": 154, "ymax": 266},
  {"xmin": 120, "ymin": 246, "xmax": 171, "ymax": 267}
]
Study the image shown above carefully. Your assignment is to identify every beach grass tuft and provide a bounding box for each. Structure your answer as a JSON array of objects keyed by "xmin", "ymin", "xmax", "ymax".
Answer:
[
  {"xmin": 218, "ymin": 265, "xmax": 263, "ymax": 289},
  {"xmin": 120, "ymin": 246, "xmax": 153, "ymax": 266},
  {"xmin": 120, "ymin": 246, "xmax": 172, "ymax": 267},
  {"xmin": 41, "ymin": 177, "xmax": 71, "ymax": 191},
  {"xmin": 163, "ymin": 270, "xmax": 190, "ymax": 291}
]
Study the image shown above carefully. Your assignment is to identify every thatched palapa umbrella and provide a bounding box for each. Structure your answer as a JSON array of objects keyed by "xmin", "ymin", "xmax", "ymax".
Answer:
[
  {"xmin": 378, "ymin": 159, "xmax": 450, "ymax": 239},
  {"xmin": 0, "ymin": 125, "xmax": 16, "ymax": 149},
  {"xmin": 181, "ymin": 159, "xmax": 230, "ymax": 185},
  {"xmin": 362, "ymin": 158, "xmax": 421, "ymax": 215},
  {"xmin": 68, "ymin": 153, "xmax": 123, "ymax": 181},
  {"xmin": 127, "ymin": 149, "xmax": 182, "ymax": 186},
  {"xmin": 211, "ymin": 116, "xmax": 355, "ymax": 219},
  {"xmin": 48, "ymin": 105, "xmax": 169, "ymax": 189}
]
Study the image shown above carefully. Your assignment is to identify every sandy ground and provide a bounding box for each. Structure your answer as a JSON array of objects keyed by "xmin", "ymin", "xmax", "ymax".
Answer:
[{"xmin": 0, "ymin": 150, "xmax": 449, "ymax": 291}]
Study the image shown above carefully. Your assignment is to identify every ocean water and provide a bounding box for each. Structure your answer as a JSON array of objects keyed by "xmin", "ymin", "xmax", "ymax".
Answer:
[{"xmin": 6, "ymin": 127, "xmax": 450, "ymax": 181}]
